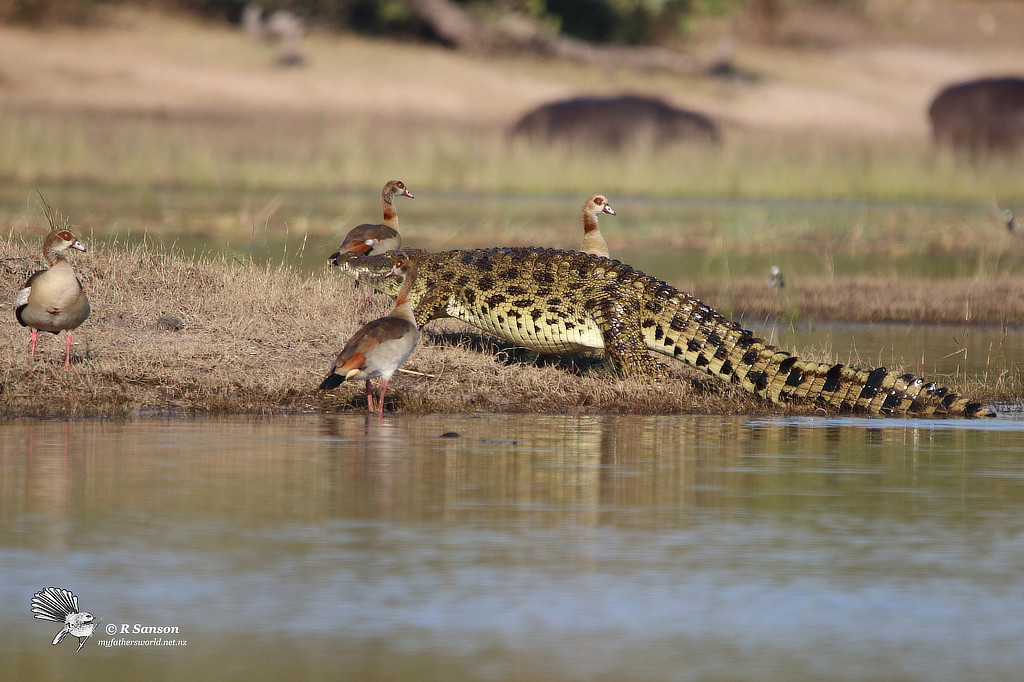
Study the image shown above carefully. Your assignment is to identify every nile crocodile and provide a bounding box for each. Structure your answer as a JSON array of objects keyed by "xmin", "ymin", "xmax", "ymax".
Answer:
[{"xmin": 331, "ymin": 247, "xmax": 995, "ymax": 418}]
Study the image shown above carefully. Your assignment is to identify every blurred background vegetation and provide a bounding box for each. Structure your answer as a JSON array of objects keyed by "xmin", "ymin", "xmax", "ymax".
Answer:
[{"xmin": 0, "ymin": 0, "xmax": 840, "ymax": 46}]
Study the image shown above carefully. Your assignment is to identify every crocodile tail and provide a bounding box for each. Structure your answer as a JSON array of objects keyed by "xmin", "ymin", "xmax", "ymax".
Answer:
[
  {"xmin": 725, "ymin": 339, "xmax": 994, "ymax": 417},
  {"xmin": 649, "ymin": 294, "xmax": 994, "ymax": 417}
]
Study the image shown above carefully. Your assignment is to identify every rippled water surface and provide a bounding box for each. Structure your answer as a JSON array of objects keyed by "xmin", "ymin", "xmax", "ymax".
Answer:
[{"xmin": 3, "ymin": 413, "xmax": 1024, "ymax": 680}]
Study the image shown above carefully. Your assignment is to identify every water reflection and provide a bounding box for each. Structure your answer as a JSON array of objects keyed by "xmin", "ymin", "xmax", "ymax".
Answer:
[{"xmin": 2, "ymin": 414, "xmax": 1024, "ymax": 680}]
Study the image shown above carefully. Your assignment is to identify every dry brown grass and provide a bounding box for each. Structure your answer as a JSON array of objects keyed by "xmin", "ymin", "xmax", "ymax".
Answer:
[
  {"xmin": 2, "ymin": 234, "xmax": 346, "ymax": 417},
  {"xmin": 3, "ymin": 235, "xmax": 1018, "ymax": 419},
  {"xmin": 0, "ymin": 234, "xmax": 767, "ymax": 418}
]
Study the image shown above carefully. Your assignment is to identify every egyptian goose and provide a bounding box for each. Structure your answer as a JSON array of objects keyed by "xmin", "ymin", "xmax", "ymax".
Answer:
[
  {"xmin": 580, "ymin": 194, "xmax": 615, "ymax": 258},
  {"xmin": 319, "ymin": 254, "xmax": 419, "ymax": 415},
  {"xmin": 328, "ymin": 180, "xmax": 413, "ymax": 264},
  {"xmin": 14, "ymin": 230, "xmax": 91, "ymax": 368}
]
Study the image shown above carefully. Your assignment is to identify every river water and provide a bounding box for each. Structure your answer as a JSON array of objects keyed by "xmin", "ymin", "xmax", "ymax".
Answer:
[{"xmin": 3, "ymin": 412, "xmax": 1024, "ymax": 680}]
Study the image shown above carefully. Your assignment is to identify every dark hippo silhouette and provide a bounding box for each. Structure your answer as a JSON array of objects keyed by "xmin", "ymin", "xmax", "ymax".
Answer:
[
  {"xmin": 510, "ymin": 95, "xmax": 720, "ymax": 150},
  {"xmin": 928, "ymin": 77, "xmax": 1024, "ymax": 156}
]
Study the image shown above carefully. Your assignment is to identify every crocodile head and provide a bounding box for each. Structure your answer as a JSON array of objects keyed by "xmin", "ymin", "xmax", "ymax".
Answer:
[{"xmin": 330, "ymin": 249, "xmax": 407, "ymax": 295}]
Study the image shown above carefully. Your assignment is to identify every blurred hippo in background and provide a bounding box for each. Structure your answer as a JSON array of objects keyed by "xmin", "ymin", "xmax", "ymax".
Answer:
[
  {"xmin": 928, "ymin": 77, "xmax": 1024, "ymax": 156},
  {"xmin": 509, "ymin": 95, "xmax": 720, "ymax": 150}
]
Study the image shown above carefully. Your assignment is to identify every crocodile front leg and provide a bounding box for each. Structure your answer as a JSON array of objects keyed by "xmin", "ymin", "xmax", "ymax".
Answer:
[{"xmin": 412, "ymin": 283, "xmax": 455, "ymax": 327}]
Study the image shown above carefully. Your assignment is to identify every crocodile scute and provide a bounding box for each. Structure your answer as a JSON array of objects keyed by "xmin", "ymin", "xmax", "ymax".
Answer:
[{"xmin": 331, "ymin": 247, "xmax": 995, "ymax": 418}]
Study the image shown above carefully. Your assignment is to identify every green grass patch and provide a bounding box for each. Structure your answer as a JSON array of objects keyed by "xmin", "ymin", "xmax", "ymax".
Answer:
[{"xmin": 1, "ymin": 107, "xmax": 1023, "ymax": 202}]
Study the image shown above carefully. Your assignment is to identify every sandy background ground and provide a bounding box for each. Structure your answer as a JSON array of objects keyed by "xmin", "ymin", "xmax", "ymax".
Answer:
[{"xmin": 0, "ymin": 2, "xmax": 1022, "ymax": 140}]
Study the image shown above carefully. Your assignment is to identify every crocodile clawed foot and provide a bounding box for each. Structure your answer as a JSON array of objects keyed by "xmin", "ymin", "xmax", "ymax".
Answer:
[{"xmin": 585, "ymin": 355, "xmax": 623, "ymax": 378}]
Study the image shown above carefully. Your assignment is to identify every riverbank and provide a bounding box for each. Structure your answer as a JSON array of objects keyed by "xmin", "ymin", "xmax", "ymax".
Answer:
[{"xmin": 2, "ymin": 238, "xmax": 1017, "ymax": 418}]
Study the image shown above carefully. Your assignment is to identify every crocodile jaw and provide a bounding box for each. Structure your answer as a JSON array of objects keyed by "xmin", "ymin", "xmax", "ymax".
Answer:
[{"xmin": 332, "ymin": 252, "xmax": 402, "ymax": 295}]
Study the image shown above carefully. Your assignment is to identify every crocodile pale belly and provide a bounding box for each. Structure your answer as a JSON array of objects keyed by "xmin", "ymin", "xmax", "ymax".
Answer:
[{"xmin": 446, "ymin": 299, "xmax": 605, "ymax": 354}]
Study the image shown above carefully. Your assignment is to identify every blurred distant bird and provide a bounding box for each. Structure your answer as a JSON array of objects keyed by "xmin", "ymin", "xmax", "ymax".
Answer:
[
  {"xmin": 768, "ymin": 265, "xmax": 785, "ymax": 289},
  {"xmin": 242, "ymin": 2, "xmax": 263, "ymax": 40},
  {"xmin": 31, "ymin": 587, "xmax": 98, "ymax": 652},
  {"xmin": 242, "ymin": 2, "xmax": 306, "ymax": 66},
  {"xmin": 14, "ymin": 229, "xmax": 91, "ymax": 367},
  {"xmin": 319, "ymin": 254, "xmax": 420, "ymax": 416},
  {"xmin": 1003, "ymin": 208, "xmax": 1023, "ymax": 239},
  {"xmin": 580, "ymin": 194, "xmax": 616, "ymax": 258}
]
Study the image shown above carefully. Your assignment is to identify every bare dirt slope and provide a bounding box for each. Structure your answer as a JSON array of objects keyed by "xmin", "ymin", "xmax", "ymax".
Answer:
[{"xmin": 0, "ymin": 2, "xmax": 1022, "ymax": 139}]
